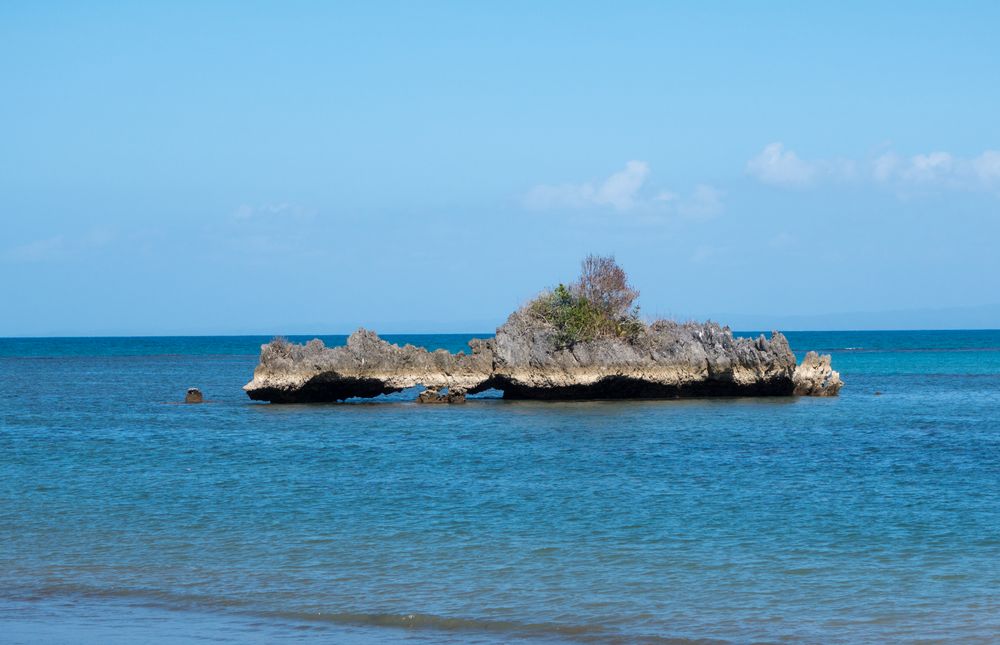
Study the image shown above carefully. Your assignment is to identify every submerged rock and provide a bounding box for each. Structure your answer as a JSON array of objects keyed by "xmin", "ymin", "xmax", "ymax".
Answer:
[
  {"xmin": 793, "ymin": 351, "xmax": 844, "ymax": 396},
  {"xmin": 242, "ymin": 307, "xmax": 839, "ymax": 403}
]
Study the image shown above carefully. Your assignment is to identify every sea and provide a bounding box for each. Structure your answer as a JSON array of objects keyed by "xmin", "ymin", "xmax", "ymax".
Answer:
[{"xmin": 1, "ymin": 331, "xmax": 999, "ymax": 644}]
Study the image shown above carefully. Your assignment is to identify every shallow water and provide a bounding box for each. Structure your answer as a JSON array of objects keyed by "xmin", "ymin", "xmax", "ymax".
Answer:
[{"xmin": 2, "ymin": 331, "xmax": 999, "ymax": 643}]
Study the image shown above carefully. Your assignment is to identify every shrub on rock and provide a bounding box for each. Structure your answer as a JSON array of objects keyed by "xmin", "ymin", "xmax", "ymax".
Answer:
[{"xmin": 528, "ymin": 254, "xmax": 643, "ymax": 347}]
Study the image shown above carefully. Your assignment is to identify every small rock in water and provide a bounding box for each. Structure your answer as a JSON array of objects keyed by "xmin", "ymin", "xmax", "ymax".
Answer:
[
  {"xmin": 185, "ymin": 388, "xmax": 204, "ymax": 404},
  {"xmin": 416, "ymin": 387, "xmax": 466, "ymax": 404},
  {"xmin": 792, "ymin": 352, "xmax": 843, "ymax": 396}
]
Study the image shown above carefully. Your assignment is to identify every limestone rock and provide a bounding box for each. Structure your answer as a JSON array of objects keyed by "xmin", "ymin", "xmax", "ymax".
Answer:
[
  {"xmin": 416, "ymin": 387, "xmax": 467, "ymax": 404},
  {"xmin": 488, "ymin": 308, "xmax": 797, "ymax": 399},
  {"xmin": 242, "ymin": 304, "xmax": 842, "ymax": 402},
  {"xmin": 243, "ymin": 332, "xmax": 491, "ymax": 403},
  {"xmin": 793, "ymin": 351, "xmax": 844, "ymax": 396}
]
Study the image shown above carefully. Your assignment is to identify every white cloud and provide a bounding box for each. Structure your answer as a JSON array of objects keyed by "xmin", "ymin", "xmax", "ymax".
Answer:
[
  {"xmin": 524, "ymin": 160, "xmax": 650, "ymax": 211},
  {"xmin": 872, "ymin": 152, "xmax": 900, "ymax": 183},
  {"xmin": 874, "ymin": 150, "xmax": 1000, "ymax": 191},
  {"xmin": 746, "ymin": 142, "xmax": 859, "ymax": 187},
  {"xmin": 904, "ymin": 152, "xmax": 954, "ymax": 183},
  {"xmin": 973, "ymin": 151, "xmax": 1000, "ymax": 184},
  {"xmin": 524, "ymin": 162, "xmax": 723, "ymax": 220},
  {"xmin": 746, "ymin": 143, "xmax": 816, "ymax": 186},
  {"xmin": 751, "ymin": 143, "xmax": 1000, "ymax": 194},
  {"xmin": 595, "ymin": 160, "xmax": 650, "ymax": 210}
]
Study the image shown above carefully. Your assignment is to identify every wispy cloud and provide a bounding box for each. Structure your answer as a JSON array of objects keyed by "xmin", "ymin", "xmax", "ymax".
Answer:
[
  {"xmin": 746, "ymin": 143, "xmax": 856, "ymax": 187},
  {"xmin": 3, "ymin": 236, "xmax": 66, "ymax": 263},
  {"xmin": 678, "ymin": 184, "xmax": 725, "ymax": 219},
  {"xmin": 691, "ymin": 244, "xmax": 725, "ymax": 264},
  {"xmin": 524, "ymin": 161, "xmax": 723, "ymax": 218},
  {"xmin": 748, "ymin": 142, "xmax": 1000, "ymax": 194},
  {"xmin": 769, "ymin": 232, "xmax": 797, "ymax": 249},
  {"xmin": 746, "ymin": 143, "xmax": 816, "ymax": 186},
  {"xmin": 524, "ymin": 161, "xmax": 651, "ymax": 211},
  {"xmin": 232, "ymin": 202, "xmax": 316, "ymax": 220},
  {"xmin": 2, "ymin": 230, "xmax": 114, "ymax": 264},
  {"xmin": 873, "ymin": 150, "xmax": 1000, "ymax": 190}
]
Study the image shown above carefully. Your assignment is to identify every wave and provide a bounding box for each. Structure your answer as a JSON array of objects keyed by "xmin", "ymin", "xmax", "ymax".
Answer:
[{"xmin": 3, "ymin": 584, "xmax": 724, "ymax": 645}]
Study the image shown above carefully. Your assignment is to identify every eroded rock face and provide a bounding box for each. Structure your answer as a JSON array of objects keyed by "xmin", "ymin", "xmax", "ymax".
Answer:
[
  {"xmin": 243, "ymin": 331, "xmax": 492, "ymax": 403},
  {"xmin": 243, "ymin": 307, "xmax": 839, "ymax": 403},
  {"xmin": 487, "ymin": 309, "xmax": 797, "ymax": 399},
  {"xmin": 793, "ymin": 351, "xmax": 844, "ymax": 396}
]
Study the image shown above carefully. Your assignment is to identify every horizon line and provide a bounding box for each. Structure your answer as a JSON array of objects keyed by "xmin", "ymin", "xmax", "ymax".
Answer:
[{"xmin": 3, "ymin": 327, "xmax": 1000, "ymax": 340}]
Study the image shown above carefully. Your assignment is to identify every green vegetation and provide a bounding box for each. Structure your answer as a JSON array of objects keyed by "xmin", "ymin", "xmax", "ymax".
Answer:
[{"xmin": 528, "ymin": 255, "xmax": 644, "ymax": 347}]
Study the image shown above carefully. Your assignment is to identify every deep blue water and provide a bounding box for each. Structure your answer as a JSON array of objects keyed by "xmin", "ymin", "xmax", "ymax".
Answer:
[{"xmin": 2, "ymin": 331, "xmax": 1000, "ymax": 643}]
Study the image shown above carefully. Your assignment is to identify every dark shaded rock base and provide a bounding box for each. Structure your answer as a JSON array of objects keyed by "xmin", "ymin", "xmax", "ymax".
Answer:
[
  {"xmin": 249, "ymin": 375, "xmax": 795, "ymax": 403},
  {"xmin": 246, "ymin": 376, "xmax": 402, "ymax": 403},
  {"xmin": 495, "ymin": 375, "xmax": 796, "ymax": 400}
]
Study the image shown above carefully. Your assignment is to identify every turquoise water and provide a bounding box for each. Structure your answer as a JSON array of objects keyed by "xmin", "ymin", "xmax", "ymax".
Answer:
[{"xmin": 2, "ymin": 331, "xmax": 1000, "ymax": 643}]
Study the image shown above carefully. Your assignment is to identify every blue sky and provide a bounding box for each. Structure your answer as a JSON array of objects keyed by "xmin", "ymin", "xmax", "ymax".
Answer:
[{"xmin": 2, "ymin": 2, "xmax": 999, "ymax": 335}]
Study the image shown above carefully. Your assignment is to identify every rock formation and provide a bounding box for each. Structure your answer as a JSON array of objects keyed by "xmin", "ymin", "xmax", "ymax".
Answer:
[
  {"xmin": 185, "ymin": 387, "xmax": 204, "ymax": 403},
  {"xmin": 244, "ymin": 308, "xmax": 839, "ymax": 403},
  {"xmin": 416, "ymin": 386, "xmax": 467, "ymax": 404},
  {"xmin": 245, "ymin": 332, "xmax": 491, "ymax": 403},
  {"xmin": 792, "ymin": 351, "xmax": 844, "ymax": 396}
]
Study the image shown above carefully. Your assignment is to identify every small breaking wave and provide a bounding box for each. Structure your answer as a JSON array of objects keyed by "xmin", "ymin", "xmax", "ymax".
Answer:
[{"xmin": 8, "ymin": 584, "xmax": 721, "ymax": 645}]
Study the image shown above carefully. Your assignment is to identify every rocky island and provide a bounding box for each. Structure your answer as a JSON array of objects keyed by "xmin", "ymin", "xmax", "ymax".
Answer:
[{"xmin": 244, "ymin": 256, "xmax": 842, "ymax": 403}]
